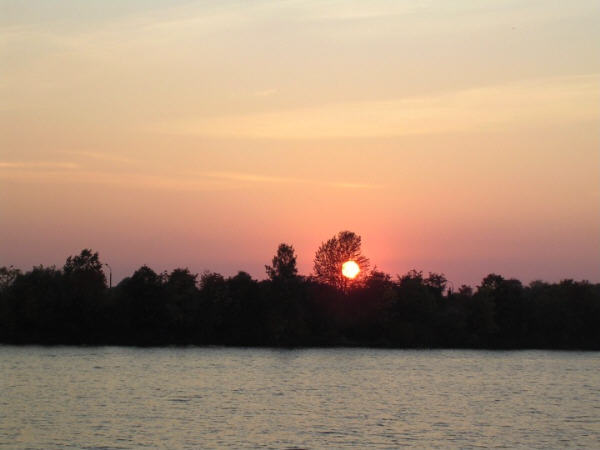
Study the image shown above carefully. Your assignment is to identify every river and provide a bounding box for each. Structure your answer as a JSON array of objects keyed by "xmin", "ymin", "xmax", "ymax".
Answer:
[{"xmin": 1, "ymin": 347, "xmax": 599, "ymax": 448}]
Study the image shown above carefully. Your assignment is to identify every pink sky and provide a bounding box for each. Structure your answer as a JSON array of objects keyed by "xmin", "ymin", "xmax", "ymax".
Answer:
[{"xmin": 1, "ymin": 0, "xmax": 599, "ymax": 286}]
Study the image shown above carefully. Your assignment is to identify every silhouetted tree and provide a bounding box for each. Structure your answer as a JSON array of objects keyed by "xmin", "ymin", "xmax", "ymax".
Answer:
[
  {"xmin": 1, "ymin": 248, "xmax": 599, "ymax": 349},
  {"xmin": 265, "ymin": 243, "xmax": 298, "ymax": 282},
  {"xmin": 313, "ymin": 231, "xmax": 370, "ymax": 289},
  {"xmin": 165, "ymin": 268, "xmax": 199, "ymax": 341},
  {"xmin": 476, "ymin": 274, "xmax": 529, "ymax": 347},
  {"xmin": 64, "ymin": 249, "xmax": 105, "ymax": 276},
  {"xmin": 391, "ymin": 270, "xmax": 438, "ymax": 346},
  {"xmin": 2, "ymin": 265, "xmax": 64, "ymax": 343},
  {"xmin": 197, "ymin": 271, "xmax": 229, "ymax": 343},
  {"xmin": 0, "ymin": 266, "xmax": 20, "ymax": 341},
  {"xmin": 226, "ymin": 271, "xmax": 263, "ymax": 344},
  {"xmin": 117, "ymin": 265, "xmax": 168, "ymax": 344},
  {"xmin": 424, "ymin": 272, "xmax": 447, "ymax": 298},
  {"xmin": 263, "ymin": 243, "xmax": 311, "ymax": 345},
  {"xmin": 479, "ymin": 273, "xmax": 505, "ymax": 291},
  {"xmin": 167, "ymin": 268, "xmax": 198, "ymax": 294},
  {"xmin": 0, "ymin": 266, "xmax": 20, "ymax": 292},
  {"xmin": 62, "ymin": 249, "xmax": 107, "ymax": 341},
  {"xmin": 458, "ymin": 285, "xmax": 473, "ymax": 296}
]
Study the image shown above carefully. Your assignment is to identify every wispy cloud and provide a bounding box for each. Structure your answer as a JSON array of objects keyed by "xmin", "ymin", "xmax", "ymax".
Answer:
[
  {"xmin": 0, "ymin": 168, "xmax": 235, "ymax": 192},
  {"xmin": 203, "ymin": 171, "xmax": 381, "ymax": 189},
  {"xmin": 156, "ymin": 75, "xmax": 599, "ymax": 139},
  {"xmin": 60, "ymin": 151, "xmax": 137, "ymax": 165},
  {"xmin": 0, "ymin": 161, "xmax": 79, "ymax": 169},
  {"xmin": 0, "ymin": 163, "xmax": 380, "ymax": 191},
  {"xmin": 252, "ymin": 88, "xmax": 278, "ymax": 97},
  {"xmin": 300, "ymin": 0, "xmax": 428, "ymax": 22}
]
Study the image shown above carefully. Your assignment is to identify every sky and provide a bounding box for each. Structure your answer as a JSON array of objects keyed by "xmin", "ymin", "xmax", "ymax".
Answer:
[{"xmin": 1, "ymin": 0, "xmax": 599, "ymax": 286}]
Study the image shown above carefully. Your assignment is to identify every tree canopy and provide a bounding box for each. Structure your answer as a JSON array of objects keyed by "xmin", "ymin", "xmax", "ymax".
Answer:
[
  {"xmin": 1, "ymin": 240, "xmax": 599, "ymax": 349},
  {"xmin": 265, "ymin": 243, "xmax": 298, "ymax": 282},
  {"xmin": 313, "ymin": 231, "xmax": 370, "ymax": 289}
]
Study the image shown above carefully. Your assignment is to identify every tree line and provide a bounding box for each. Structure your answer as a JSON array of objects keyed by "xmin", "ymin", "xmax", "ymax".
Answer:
[{"xmin": 1, "ymin": 232, "xmax": 598, "ymax": 349}]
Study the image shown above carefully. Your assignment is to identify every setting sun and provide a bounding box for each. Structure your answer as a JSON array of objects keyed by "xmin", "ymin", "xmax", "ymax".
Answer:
[{"xmin": 342, "ymin": 260, "xmax": 360, "ymax": 279}]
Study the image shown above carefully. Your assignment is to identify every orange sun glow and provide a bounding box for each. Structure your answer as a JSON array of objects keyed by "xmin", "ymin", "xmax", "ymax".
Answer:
[{"xmin": 342, "ymin": 260, "xmax": 360, "ymax": 279}]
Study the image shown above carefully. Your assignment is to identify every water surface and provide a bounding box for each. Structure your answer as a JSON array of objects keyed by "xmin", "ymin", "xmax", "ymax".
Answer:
[{"xmin": 1, "ymin": 347, "xmax": 599, "ymax": 448}]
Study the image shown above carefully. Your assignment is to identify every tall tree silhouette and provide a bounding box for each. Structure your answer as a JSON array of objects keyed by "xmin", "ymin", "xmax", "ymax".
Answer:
[
  {"xmin": 265, "ymin": 243, "xmax": 298, "ymax": 282},
  {"xmin": 118, "ymin": 265, "xmax": 167, "ymax": 343},
  {"xmin": 313, "ymin": 231, "xmax": 370, "ymax": 289},
  {"xmin": 63, "ymin": 249, "xmax": 106, "ymax": 288},
  {"xmin": 62, "ymin": 249, "xmax": 107, "ymax": 341}
]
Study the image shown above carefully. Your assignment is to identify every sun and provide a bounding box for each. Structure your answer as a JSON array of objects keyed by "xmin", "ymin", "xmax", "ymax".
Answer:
[{"xmin": 342, "ymin": 260, "xmax": 360, "ymax": 279}]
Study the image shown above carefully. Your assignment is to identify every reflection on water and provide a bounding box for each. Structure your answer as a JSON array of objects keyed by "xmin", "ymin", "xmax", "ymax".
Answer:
[{"xmin": 1, "ymin": 347, "xmax": 599, "ymax": 448}]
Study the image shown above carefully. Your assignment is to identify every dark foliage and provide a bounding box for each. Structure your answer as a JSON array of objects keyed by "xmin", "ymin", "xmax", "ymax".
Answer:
[
  {"xmin": 313, "ymin": 231, "xmax": 370, "ymax": 290},
  {"xmin": 0, "ymin": 248, "xmax": 599, "ymax": 349}
]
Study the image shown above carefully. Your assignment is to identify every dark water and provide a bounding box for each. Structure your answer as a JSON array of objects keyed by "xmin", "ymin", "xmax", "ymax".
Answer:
[{"xmin": 1, "ymin": 347, "xmax": 599, "ymax": 448}]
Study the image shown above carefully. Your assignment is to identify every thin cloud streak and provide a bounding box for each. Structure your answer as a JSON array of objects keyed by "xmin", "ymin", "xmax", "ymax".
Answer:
[
  {"xmin": 60, "ymin": 151, "xmax": 138, "ymax": 165},
  {"xmin": 0, "ymin": 161, "xmax": 79, "ymax": 169},
  {"xmin": 0, "ymin": 166, "xmax": 380, "ymax": 191},
  {"xmin": 202, "ymin": 171, "xmax": 382, "ymax": 189},
  {"xmin": 0, "ymin": 168, "xmax": 234, "ymax": 192},
  {"xmin": 252, "ymin": 88, "xmax": 278, "ymax": 97},
  {"xmin": 157, "ymin": 75, "xmax": 599, "ymax": 140}
]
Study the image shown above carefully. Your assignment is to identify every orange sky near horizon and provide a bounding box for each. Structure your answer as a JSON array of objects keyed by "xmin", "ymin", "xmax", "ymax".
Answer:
[{"xmin": 1, "ymin": 0, "xmax": 599, "ymax": 286}]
